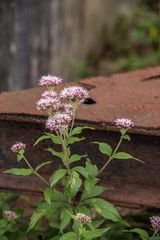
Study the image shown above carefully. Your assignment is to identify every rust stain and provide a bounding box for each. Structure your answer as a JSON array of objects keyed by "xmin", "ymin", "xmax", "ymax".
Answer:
[{"xmin": 0, "ymin": 67, "xmax": 160, "ymax": 208}]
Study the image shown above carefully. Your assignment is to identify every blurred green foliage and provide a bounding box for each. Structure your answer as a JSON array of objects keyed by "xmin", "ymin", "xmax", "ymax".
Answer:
[
  {"xmin": 72, "ymin": 1, "xmax": 160, "ymax": 79},
  {"xmin": 101, "ymin": 3, "xmax": 160, "ymax": 74}
]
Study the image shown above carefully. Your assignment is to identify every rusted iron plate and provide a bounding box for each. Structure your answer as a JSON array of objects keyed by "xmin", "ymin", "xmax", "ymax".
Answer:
[
  {"xmin": 0, "ymin": 66, "xmax": 160, "ymax": 135},
  {"xmin": 0, "ymin": 66, "xmax": 160, "ymax": 208}
]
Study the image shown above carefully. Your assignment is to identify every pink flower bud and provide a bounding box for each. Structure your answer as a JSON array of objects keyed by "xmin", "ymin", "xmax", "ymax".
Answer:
[
  {"xmin": 4, "ymin": 211, "xmax": 16, "ymax": 221},
  {"xmin": 150, "ymin": 216, "xmax": 160, "ymax": 231},
  {"xmin": 11, "ymin": 142, "xmax": 26, "ymax": 153},
  {"xmin": 114, "ymin": 118, "xmax": 134, "ymax": 128},
  {"xmin": 61, "ymin": 86, "xmax": 89, "ymax": 102},
  {"xmin": 75, "ymin": 213, "xmax": 92, "ymax": 224},
  {"xmin": 39, "ymin": 75, "xmax": 62, "ymax": 87}
]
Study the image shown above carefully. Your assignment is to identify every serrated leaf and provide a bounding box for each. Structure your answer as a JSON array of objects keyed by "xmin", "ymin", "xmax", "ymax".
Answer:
[
  {"xmin": 35, "ymin": 161, "xmax": 52, "ymax": 172},
  {"xmin": 73, "ymin": 166, "xmax": 88, "ymax": 178},
  {"xmin": 27, "ymin": 209, "xmax": 46, "ymax": 231},
  {"xmin": 84, "ymin": 178, "xmax": 97, "ymax": 194},
  {"xmin": 113, "ymin": 152, "xmax": 144, "ymax": 163},
  {"xmin": 67, "ymin": 137, "xmax": 85, "ymax": 145},
  {"xmin": 59, "ymin": 232, "xmax": 77, "ymax": 240},
  {"xmin": 85, "ymin": 159, "xmax": 98, "ymax": 177},
  {"xmin": 93, "ymin": 142, "xmax": 112, "ymax": 156},
  {"xmin": 45, "ymin": 133, "xmax": 62, "ymax": 144},
  {"xmin": 33, "ymin": 135, "xmax": 50, "ymax": 146},
  {"xmin": 86, "ymin": 198, "xmax": 122, "ymax": 222},
  {"xmin": 70, "ymin": 171, "xmax": 82, "ymax": 197},
  {"xmin": 82, "ymin": 228, "xmax": 110, "ymax": 239},
  {"xmin": 81, "ymin": 185, "xmax": 105, "ymax": 200},
  {"xmin": 50, "ymin": 169, "xmax": 67, "ymax": 187},
  {"xmin": 46, "ymin": 148, "xmax": 64, "ymax": 160},
  {"xmin": 44, "ymin": 188, "xmax": 53, "ymax": 204},
  {"xmin": 60, "ymin": 206, "xmax": 73, "ymax": 233},
  {"xmin": 129, "ymin": 228, "xmax": 149, "ymax": 240},
  {"xmin": 4, "ymin": 168, "xmax": 33, "ymax": 176}
]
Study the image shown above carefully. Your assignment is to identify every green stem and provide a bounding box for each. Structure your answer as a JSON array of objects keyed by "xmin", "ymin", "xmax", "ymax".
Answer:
[
  {"xmin": 69, "ymin": 101, "xmax": 79, "ymax": 134},
  {"xmin": 152, "ymin": 230, "xmax": 159, "ymax": 237},
  {"xmin": 61, "ymin": 137, "xmax": 71, "ymax": 175},
  {"xmin": 23, "ymin": 156, "xmax": 50, "ymax": 186},
  {"xmin": 98, "ymin": 134, "xmax": 124, "ymax": 175}
]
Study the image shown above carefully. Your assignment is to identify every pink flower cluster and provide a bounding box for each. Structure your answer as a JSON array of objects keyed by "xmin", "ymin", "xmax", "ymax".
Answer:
[
  {"xmin": 4, "ymin": 210, "xmax": 16, "ymax": 221},
  {"xmin": 61, "ymin": 86, "xmax": 89, "ymax": 102},
  {"xmin": 39, "ymin": 75, "xmax": 62, "ymax": 87},
  {"xmin": 114, "ymin": 118, "xmax": 134, "ymax": 129},
  {"xmin": 46, "ymin": 113, "xmax": 72, "ymax": 133},
  {"xmin": 11, "ymin": 142, "xmax": 26, "ymax": 153},
  {"xmin": 75, "ymin": 213, "xmax": 92, "ymax": 224},
  {"xmin": 150, "ymin": 216, "xmax": 160, "ymax": 230},
  {"xmin": 36, "ymin": 93, "xmax": 61, "ymax": 112},
  {"xmin": 37, "ymin": 74, "xmax": 89, "ymax": 133}
]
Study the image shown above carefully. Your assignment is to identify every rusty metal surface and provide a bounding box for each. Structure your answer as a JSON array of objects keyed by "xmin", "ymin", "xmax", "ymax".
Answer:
[
  {"xmin": 0, "ymin": 66, "xmax": 160, "ymax": 208},
  {"xmin": 0, "ymin": 66, "xmax": 160, "ymax": 135}
]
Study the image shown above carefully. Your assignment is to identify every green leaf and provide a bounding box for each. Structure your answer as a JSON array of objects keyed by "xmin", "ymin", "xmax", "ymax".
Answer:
[
  {"xmin": 46, "ymin": 148, "xmax": 64, "ymax": 160},
  {"xmin": 67, "ymin": 137, "xmax": 85, "ymax": 145},
  {"xmin": 86, "ymin": 198, "xmax": 121, "ymax": 222},
  {"xmin": 85, "ymin": 159, "xmax": 98, "ymax": 177},
  {"xmin": 4, "ymin": 168, "xmax": 32, "ymax": 176},
  {"xmin": 71, "ymin": 126, "xmax": 94, "ymax": 136},
  {"xmin": 70, "ymin": 171, "xmax": 82, "ymax": 197},
  {"xmin": 33, "ymin": 135, "xmax": 50, "ymax": 146},
  {"xmin": 70, "ymin": 154, "xmax": 81, "ymax": 163},
  {"xmin": 84, "ymin": 178, "xmax": 97, "ymax": 194},
  {"xmin": 123, "ymin": 134, "xmax": 131, "ymax": 141},
  {"xmin": 35, "ymin": 161, "xmax": 52, "ymax": 172},
  {"xmin": 44, "ymin": 188, "xmax": 53, "ymax": 204},
  {"xmin": 50, "ymin": 169, "xmax": 67, "ymax": 187},
  {"xmin": 120, "ymin": 129, "xmax": 127, "ymax": 135},
  {"xmin": 81, "ymin": 186, "xmax": 105, "ymax": 200},
  {"xmin": 82, "ymin": 228, "xmax": 110, "ymax": 239},
  {"xmin": 73, "ymin": 166, "xmax": 88, "ymax": 178},
  {"xmin": 59, "ymin": 232, "xmax": 77, "ymax": 240},
  {"xmin": 113, "ymin": 152, "xmax": 144, "ymax": 163},
  {"xmin": 60, "ymin": 206, "xmax": 73, "ymax": 233},
  {"xmin": 76, "ymin": 205, "xmax": 91, "ymax": 216},
  {"xmin": 0, "ymin": 237, "xmax": 8, "ymax": 240},
  {"xmin": 12, "ymin": 231, "xmax": 28, "ymax": 240},
  {"xmin": 28, "ymin": 209, "xmax": 46, "ymax": 231},
  {"xmin": 17, "ymin": 152, "xmax": 24, "ymax": 161},
  {"xmin": 129, "ymin": 228, "xmax": 149, "ymax": 240},
  {"xmin": 45, "ymin": 132, "xmax": 62, "ymax": 144},
  {"xmin": 93, "ymin": 142, "xmax": 112, "ymax": 156}
]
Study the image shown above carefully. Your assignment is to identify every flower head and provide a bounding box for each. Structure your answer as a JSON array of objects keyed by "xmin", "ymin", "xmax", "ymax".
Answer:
[
  {"xmin": 41, "ymin": 90, "xmax": 59, "ymax": 98},
  {"xmin": 60, "ymin": 103, "xmax": 73, "ymax": 115},
  {"xmin": 114, "ymin": 118, "xmax": 134, "ymax": 128},
  {"xmin": 46, "ymin": 113, "xmax": 72, "ymax": 133},
  {"xmin": 150, "ymin": 216, "xmax": 160, "ymax": 231},
  {"xmin": 61, "ymin": 86, "xmax": 89, "ymax": 102},
  {"xmin": 39, "ymin": 75, "xmax": 62, "ymax": 87},
  {"xmin": 75, "ymin": 213, "xmax": 92, "ymax": 224},
  {"xmin": 11, "ymin": 142, "xmax": 26, "ymax": 153},
  {"xmin": 36, "ymin": 96, "xmax": 61, "ymax": 112},
  {"xmin": 4, "ymin": 210, "xmax": 16, "ymax": 221}
]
